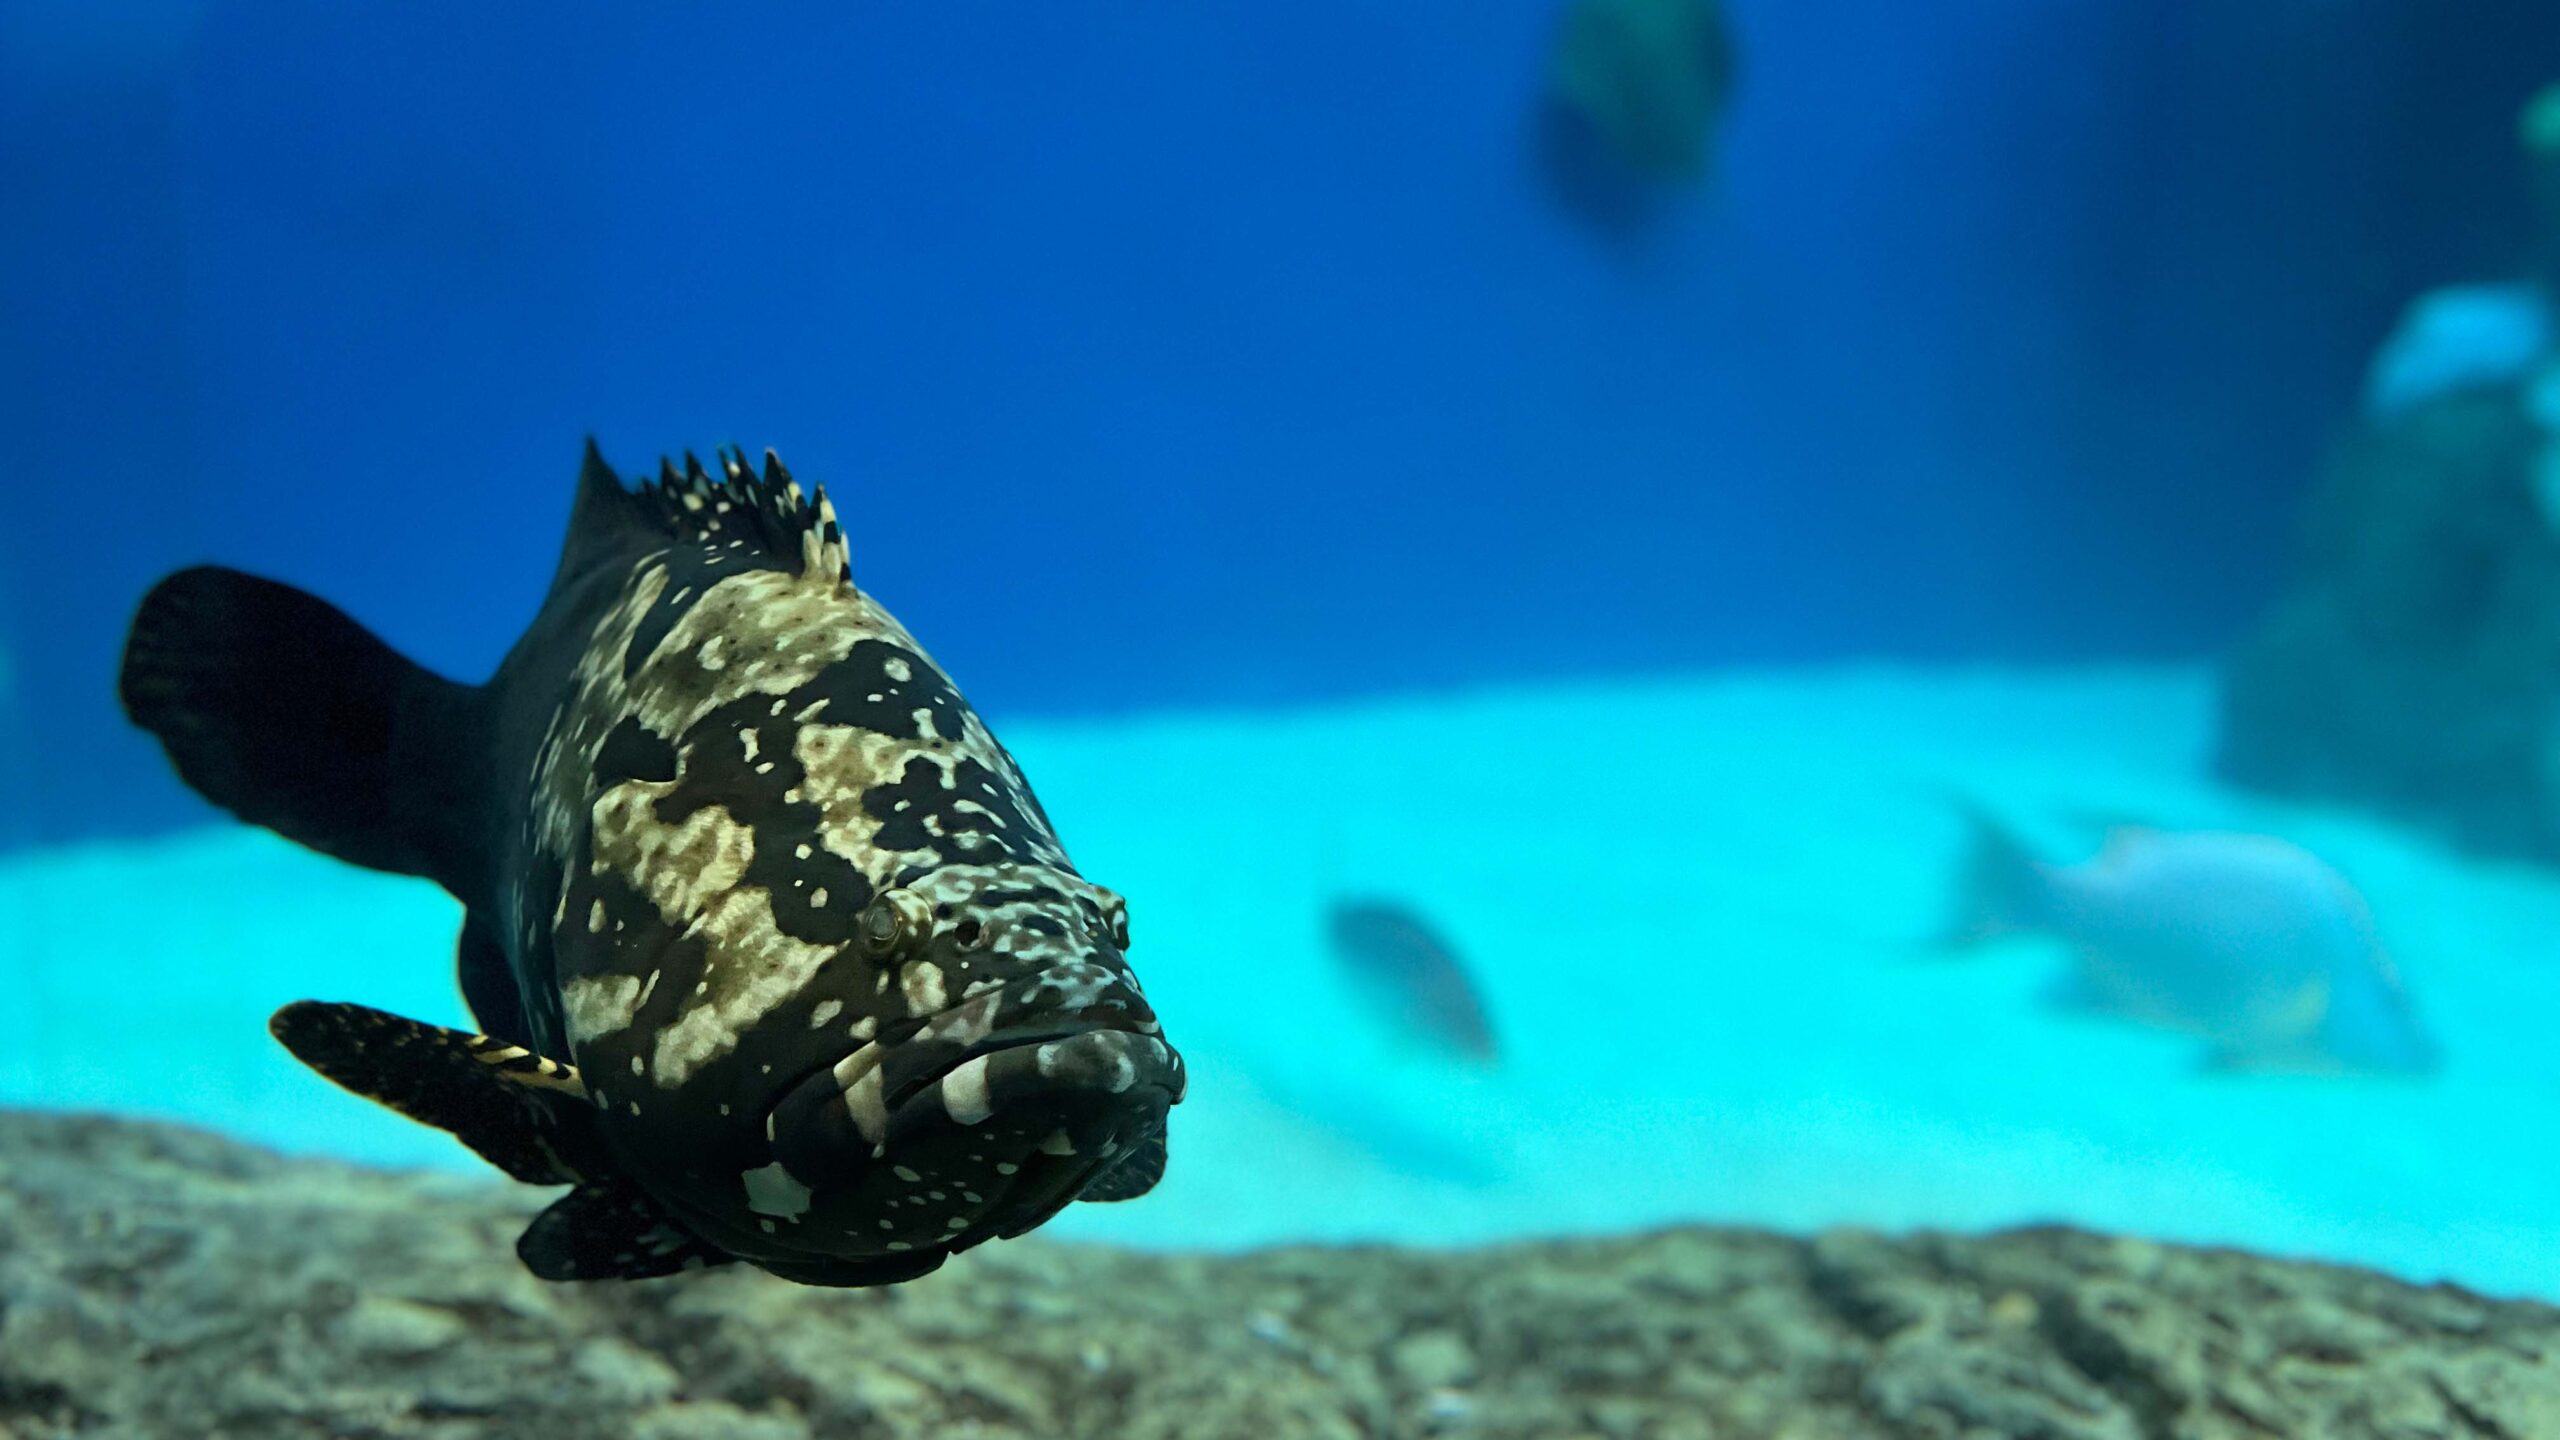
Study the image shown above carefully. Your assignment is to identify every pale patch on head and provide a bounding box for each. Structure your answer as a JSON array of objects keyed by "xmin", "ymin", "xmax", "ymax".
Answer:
[
  {"xmin": 591, "ymin": 791, "xmax": 755, "ymax": 925},
  {"xmin": 650, "ymin": 903, "xmax": 838, "ymax": 1086},
  {"xmin": 901, "ymin": 961, "xmax": 948, "ymax": 1014},
  {"xmin": 562, "ymin": 974, "xmax": 646, "ymax": 1046},
  {"xmin": 627, "ymin": 568, "xmax": 905, "ymax": 739},
  {"xmin": 795, "ymin": 721, "xmax": 946, "ymax": 875},
  {"xmin": 584, "ymin": 793, "xmax": 843, "ymax": 1087}
]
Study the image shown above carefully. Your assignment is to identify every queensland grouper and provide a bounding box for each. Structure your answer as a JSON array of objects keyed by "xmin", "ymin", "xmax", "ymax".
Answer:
[{"xmin": 117, "ymin": 442, "xmax": 1182, "ymax": 1286}]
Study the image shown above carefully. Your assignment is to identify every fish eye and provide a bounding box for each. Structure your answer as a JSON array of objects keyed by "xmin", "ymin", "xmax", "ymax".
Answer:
[
  {"xmin": 859, "ymin": 889, "xmax": 930, "ymax": 958},
  {"xmin": 1100, "ymin": 892, "xmax": 1130, "ymax": 949}
]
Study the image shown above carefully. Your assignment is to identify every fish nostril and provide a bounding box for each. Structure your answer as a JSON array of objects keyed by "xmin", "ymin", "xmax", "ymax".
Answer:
[{"xmin": 954, "ymin": 920, "xmax": 983, "ymax": 949}]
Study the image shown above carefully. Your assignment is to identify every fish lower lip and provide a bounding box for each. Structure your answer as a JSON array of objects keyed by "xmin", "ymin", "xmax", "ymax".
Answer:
[
  {"xmin": 991, "ymin": 1107, "xmax": 1173, "ymax": 1239},
  {"xmin": 764, "ymin": 1018, "xmax": 1180, "ymax": 1204},
  {"xmin": 991, "ymin": 1154, "xmax": 1118, "ymax": 1239}
]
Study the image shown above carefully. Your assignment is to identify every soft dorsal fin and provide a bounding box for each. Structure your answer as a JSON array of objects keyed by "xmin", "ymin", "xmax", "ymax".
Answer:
[
  {"xmin": 269, "ymin": 1000, "xmax": 603, "ymax": 1185},
  {"xmin": 1079, "ymin": 1127, "xmax": 1168, "ymax": 1203},
  {"xmin": 517, "ymin": 1181, "xmax": 739, "ymax": 1281},
  {"xmin": 546, "ymin": 439, "xmax": 853, "ymax": 602}
]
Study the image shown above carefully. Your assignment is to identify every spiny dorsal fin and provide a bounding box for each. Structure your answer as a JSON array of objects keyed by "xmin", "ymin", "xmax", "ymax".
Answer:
[
  {"xmin": 518, "ymin": 1181, "xmax": 738, "ymax": 1281},
  {"xmin": 269, "ymin": 1001, "xmax": 602, "ymax": 1185},
  {"xmin": 634, "ymin": 444, "xmax": 851, "ymax": 591}
]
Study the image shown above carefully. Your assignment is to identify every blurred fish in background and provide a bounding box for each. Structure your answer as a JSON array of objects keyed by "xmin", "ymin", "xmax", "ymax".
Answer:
[
  {"xmin": 1535, "ymin": 0, "xmax": 1736, "ymax": 233},
  {"xmin": 1943, "ymin": 809, "xmax": 2441, "ymax": 1077},
  {"xmin": 1326, "ymin": 899, "xmax": 1501, "ymax": 1066}
]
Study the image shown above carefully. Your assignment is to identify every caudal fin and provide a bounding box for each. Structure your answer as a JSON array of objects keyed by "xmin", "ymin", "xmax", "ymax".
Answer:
[
  {"xmin": 119, "ymin": 566, "xmax": 484, "ymax": 888},
  {"xmin": 1941, "ymin": 800, "xmax": 2051, "ymax": 947}
]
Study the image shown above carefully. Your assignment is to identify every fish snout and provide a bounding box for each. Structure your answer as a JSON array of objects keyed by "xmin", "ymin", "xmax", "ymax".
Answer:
[{"xmin": 756, "ymin": 982, "xmax": 1182, "ymax": 1258}]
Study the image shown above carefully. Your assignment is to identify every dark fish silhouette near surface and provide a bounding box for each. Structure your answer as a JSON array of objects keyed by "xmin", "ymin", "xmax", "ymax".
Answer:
[
  {"xmin": 1327, "ymin": 900, "xmax": 1499, "ymax": 1063},
  {"xmin": 119, "ymin": 443, "xmax": 1183, "ymax": 1286},
  {"xmin": 1537, "ymin": 0, "xmax": 1737, "ymax": 230}
]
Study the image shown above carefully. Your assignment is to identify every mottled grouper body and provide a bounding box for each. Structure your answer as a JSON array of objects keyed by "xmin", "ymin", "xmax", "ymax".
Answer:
[{"xmin": 119, "ymin": 443, "xmax": 1182, "ymax": 1286}]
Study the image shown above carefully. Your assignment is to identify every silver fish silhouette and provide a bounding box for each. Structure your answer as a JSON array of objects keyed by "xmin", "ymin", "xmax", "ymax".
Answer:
[{"xmin": 1950, "ymin": 810, "xmax": 2438, "ymax": 1076}]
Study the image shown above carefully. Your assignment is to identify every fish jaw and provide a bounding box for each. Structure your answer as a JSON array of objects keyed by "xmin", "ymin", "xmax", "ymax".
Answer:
[
  {"xmin": 600, "ymin": 882, "xmax": 1185, "ymax": 1280},
  {"xmin": 739, "ymin": 1006, "xmax": 1182, "ymax": 1277}
]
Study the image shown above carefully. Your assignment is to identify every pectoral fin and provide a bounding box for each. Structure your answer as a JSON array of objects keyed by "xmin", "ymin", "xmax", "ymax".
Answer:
[
  {"xmin": 1079, "ymin": 1128, "xmax": 1168, "ymax": 1202},
  {"xmin": 269, "ymin": 1000, "xmax": 602, "ymax": 1184},
  {"xmin": 518, "ymin": 1181, "xmax": 738, "ymax": 1281}
]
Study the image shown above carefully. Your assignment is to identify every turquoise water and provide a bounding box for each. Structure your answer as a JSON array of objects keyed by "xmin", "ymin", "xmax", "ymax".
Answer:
[
  {"xmin": 14, "ymin": 665, "xmax": 2560, "ymax": 1296},
  {"xmin": 11, "ymin": 0, "xmax": 2560, "ymax": 1332}
]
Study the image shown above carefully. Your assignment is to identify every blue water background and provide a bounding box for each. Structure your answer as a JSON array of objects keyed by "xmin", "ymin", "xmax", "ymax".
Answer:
[{"xmin": 6, "ymin": 0, "xmax": 2554, "ymax": 846}]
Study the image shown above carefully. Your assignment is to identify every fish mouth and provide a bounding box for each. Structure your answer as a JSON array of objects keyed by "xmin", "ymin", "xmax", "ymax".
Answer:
[
  {"xmin": 893, "ymin": 1023, "xmax": 1178, "ymax": 1232},
  {"xmin": 759, "ymin": 992, "xmax": 1183, "ymax": 1253}
]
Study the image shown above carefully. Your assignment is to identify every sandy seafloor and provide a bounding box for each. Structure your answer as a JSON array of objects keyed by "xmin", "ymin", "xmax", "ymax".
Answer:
[{"xmin": 8, "ymin": 664, "xmax": 2559, "ymax": 1300}]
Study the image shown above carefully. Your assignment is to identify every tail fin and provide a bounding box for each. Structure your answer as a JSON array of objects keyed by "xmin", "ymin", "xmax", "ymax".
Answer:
[
  {"xmin": 1942, "ymin": 800, "xmax": 2051, "ymax": 947},
  {"xmin": 119, "ymin": 566, "xmax": 486, "ymax": 894}
]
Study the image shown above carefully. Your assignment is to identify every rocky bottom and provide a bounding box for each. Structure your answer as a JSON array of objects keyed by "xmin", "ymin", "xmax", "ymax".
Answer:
[{"xmin": 0, "ymin": 1110, "xmax": 2553, "ymax": 1439}]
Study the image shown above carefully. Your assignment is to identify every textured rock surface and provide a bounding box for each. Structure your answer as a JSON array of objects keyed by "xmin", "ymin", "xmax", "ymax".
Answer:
[{"xmin": 3, "ymin": 1110, "xmax": 2555, "ymax": 1439}]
